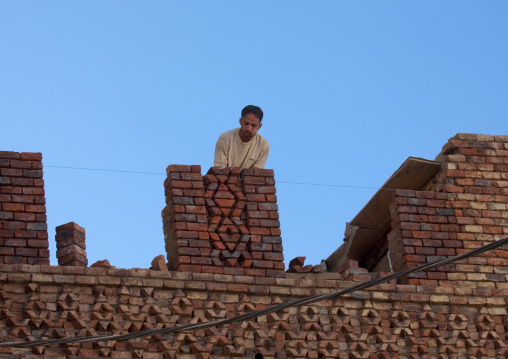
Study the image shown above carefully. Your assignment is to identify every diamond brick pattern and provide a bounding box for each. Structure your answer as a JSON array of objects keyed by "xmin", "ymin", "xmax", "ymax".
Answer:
[{"xmin": 162, "ymin": 165, "xmax": 285, "ymax": 277}]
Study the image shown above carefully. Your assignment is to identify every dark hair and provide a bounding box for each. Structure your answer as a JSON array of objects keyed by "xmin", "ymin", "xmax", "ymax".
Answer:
[{"xmin": 241, "ymin": 105, "xmax": 263, "ymax": 122}]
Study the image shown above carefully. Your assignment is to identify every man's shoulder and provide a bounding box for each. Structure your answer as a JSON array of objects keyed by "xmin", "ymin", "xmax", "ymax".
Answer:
[
  {"xmin": 256, "ymin": 132, "xmax": 269, "ymax": 147},
  {"xmin": 218, "ymin": 128, "xmax": 239, "ymax": 140}
]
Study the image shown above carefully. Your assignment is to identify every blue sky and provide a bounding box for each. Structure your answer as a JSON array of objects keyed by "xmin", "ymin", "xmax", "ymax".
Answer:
[{"xmin": 1, "ymin": 2, "xmax": 507, "ymax": 269}]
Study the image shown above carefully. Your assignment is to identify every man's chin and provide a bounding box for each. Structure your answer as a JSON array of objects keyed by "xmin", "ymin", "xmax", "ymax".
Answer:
[{"xmin": 241, "ymin": 132, "xmax": 254, "ymax": 141}]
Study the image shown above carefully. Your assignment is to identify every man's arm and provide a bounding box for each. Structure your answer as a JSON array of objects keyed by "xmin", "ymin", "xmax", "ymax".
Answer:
[
  {"xmin": 251, "ymin": 141, "xmax": 270, "ymax": 169},
  {"xmin": 214, "ymin": 137, "xmax": 228, "ymax": 168}
]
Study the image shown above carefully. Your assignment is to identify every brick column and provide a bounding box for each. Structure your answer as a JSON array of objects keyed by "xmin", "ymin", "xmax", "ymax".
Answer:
[
  {"xmin": 55, "ymin": 222, "xmax": 88, "ymax": 266},
  {"xmin": 241, "ymin": 168, "xmax": 285, "ymax": 277},
  {"xmin": 162, "ymin": 165, "xmax": 208, "ymax": 272},
  {"xmin": 162, "ymin": 166, "xmax": 285, "ymax": 277},
  {"xmin": 0, "ymin": 151, "xmax": 49, "ymax": 265}
]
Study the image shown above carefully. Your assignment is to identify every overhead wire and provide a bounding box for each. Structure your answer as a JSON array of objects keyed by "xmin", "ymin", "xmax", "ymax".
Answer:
[
  {"xmin": 45, "ymin": 165, "xmax": 390, "ymax": 191},
  {"xmin": 1, "ymin": 235, "xmax": 507, "ymax": 348}
]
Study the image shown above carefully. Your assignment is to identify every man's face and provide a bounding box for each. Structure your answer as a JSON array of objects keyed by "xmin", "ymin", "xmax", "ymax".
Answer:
[{"xmin": 238, "ymin": 113, "xmax": 262, "ymax": 142}]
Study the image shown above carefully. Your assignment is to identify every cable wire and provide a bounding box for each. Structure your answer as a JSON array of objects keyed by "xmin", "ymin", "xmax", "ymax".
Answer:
[
  {"xmin": 45, "ymin": 165, "xmax": 390, "ymax": 191},
  {"xmin": 1, "ymin": 236, "xmax": 507, "ymax": 348}
]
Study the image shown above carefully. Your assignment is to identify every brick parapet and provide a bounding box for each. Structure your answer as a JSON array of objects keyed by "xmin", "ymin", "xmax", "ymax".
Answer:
[
  {"xmin": 384, "ymin": 134, "xmax": 508, "ymax": 285},
  {"xmin": 162, "ymin": 166, "xmax": 285, "ymax": 277},
  {"xmin": 55, "ymin": 222, "xmax": 88, "ymax": 266},
  {"xmin": 0, "ymin": 264, "xmax": 507, "ymax": 358},
  {"xmin": 0, "ymin": 151, "xmax": 49, "ymax": 265},
  {"xmin": 388, "ymin": 189, "xmax": 508, "ymax": 286},
  {"xmin": 432, "ymin": 133, "xmax": 508, "ymax": 195}
]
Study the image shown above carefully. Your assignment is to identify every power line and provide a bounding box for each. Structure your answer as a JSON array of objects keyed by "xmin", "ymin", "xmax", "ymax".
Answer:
[
  {"xmin": 1, "ymin": 236, "xmax": 507, "ymax": 348},
  {"xmin": 45, "ymin": 165, "xmax": 384, "ymax": 191},
  {"xmin": 45, "ymin": 165, "xmax": 164, "ymax": 176}
]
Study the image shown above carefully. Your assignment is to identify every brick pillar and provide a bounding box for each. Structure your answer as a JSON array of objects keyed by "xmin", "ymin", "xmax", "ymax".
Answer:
[
  {"xmin": 162, "ymin": 165, "xmax": 208, "ymax": 272},
  {"xmin": 55, "ymin": 222, "xmax": 88, "ymax": 266},
  {"xmin": 162, "ymin": 165, "xmax": 285, "ymax": 277},
  {"xmin": 0, "ymin": 151, "xmax": 49, "ymax": 265},
  {"xmin": 241, "ymin": 167, "xmax": 285, "ymax": 277}
]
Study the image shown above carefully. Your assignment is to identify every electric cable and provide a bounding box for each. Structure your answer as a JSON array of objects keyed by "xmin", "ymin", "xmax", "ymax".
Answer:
[
  {"xmin": 45, "ymin": 165, "xmax": 394, "ymax": 191},
  {"xmin": 1, "ymin": 235, "xmax": 507, "ymax": 348}
]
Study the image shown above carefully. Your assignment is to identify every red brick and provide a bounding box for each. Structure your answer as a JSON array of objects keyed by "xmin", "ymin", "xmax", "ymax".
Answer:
[
  {"xmin": 0, "ymin": 247, "xmax": 14, "ymax": 255},
  {"xmin": 15, "ymin": 230, "xmax": 37, "ymax": 238},
  {"xmin": 201, "ymin": 266, "xmax": 223, "ymax": 274},
  {"xmin": 415, "ymin": 191, "xmax": 435, "ymax": 199},
  {"xmin": 1, "ymin": 168, "xmax": 22, "ymax": 177},
  {"xmin": 25, "ymin": 205, "xmax": 45, "ymax": 213},
  {"xmin": 1, "ymin": 186, "xmax": 23, "ymax": 196},
  {"xmin": 2, "ymin": 203, "xmax": 24, "ymax": 212},
  {"xmin": 19, "ymin": 152, "xmax": 42, "ymax": 161},
  {"xmin": 250, "ymin": 228, "xmax": 270, "ymax": 235},
  {"xmin": 190, "ymin": 257, "xmax": 212, "ymax": 265},
  {"xmin": 185, "ymin": 205, "xmax": 206, "ymax": 214},
  {"xmin": 260, "ymin": 219, "xmax": 280, "ymax": 227},
  {"xmin": 0, "ymin": 229, "xmax": 15, "ymax": 238},
  {"xmin": 412, "ymin": 231, "xmax": 431, "ymax": 239},
  {"xmin": 415, "ymin": 247, "xmax": 435, "ymax": 255},
  {"xmin": 171, "ymin": 180, "xmax": 193, "ymax": 189},
  {"xmin": 246, "ymin": 194, "xmax": 266, "ymax": 202},
  {"xmin": 0, "ymin": 211, "xmax": 13, "ymax": 220},
  {"xmin": 21, "ymin": 187, "xmax": 44, "ymax": 195},
  {"xmin": 0, "ymin": 151, "xmax": 21, "ymax": 159},
  {"xmin": 3, "ymin": 221, "xmax": 25, "ymax": 230},
  {"xmin": 15, "ymin": 247, "xmax": 38, "ymax": 257},
  {"xmin": 242, "ymin": 268, "xmax": 265, "ymax": 277},
  {"xmin": 26, "ymin": 239, "xmax": 49, "ymax": 249},
  {"xmin": 4, "ymin": 238, "xmax": 26, "ymax": 246},
  {"xmin": 263, "ymin": 252, "xmax": 284, "ymax": 261},
  {"xmin": 22, "ymin": 170, "xmax": 43, "ymax": 178},
  {"xmin": 167, "ymin": 165, "xmax": 191, "ymax": 173},
  {"xmin": 177, "ymin": 264, "xmax": 201, "ymax": 272},
  {"xmin": 266, "ymin": 194, "xmax": 277, "ymax": 202}
]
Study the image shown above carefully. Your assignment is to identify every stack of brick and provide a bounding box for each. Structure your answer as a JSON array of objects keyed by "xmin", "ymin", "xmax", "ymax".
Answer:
[
  {"xmin": 388, "ymin": 133, "xmax": 508, "ymax": 285},
  {"xmin": 162, "ymin": 165, "xmax": 285, "ymax": 277},
  {"xmin": 0, "ymin": 151, "xmax": 49, "ymax": 265},
  {"xmin": 162, "ymin": 164, "xmax": 208, "ymax": 272},
  {"xmin": 55, "ymin": 222, "xmax": 88, "ymax": 266},
  {"xmin": 286, "ymin": 256, "xmax": 326, "ymax": 273},
  {"xmin": 241, "ymin": 167, "xmax": 284, "ymax": 277}
]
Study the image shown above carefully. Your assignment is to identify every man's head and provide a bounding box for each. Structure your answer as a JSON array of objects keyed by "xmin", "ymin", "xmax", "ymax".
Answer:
[{"xmin": 239, "ymin": 105, "xmax": 263, "ymax": 142}]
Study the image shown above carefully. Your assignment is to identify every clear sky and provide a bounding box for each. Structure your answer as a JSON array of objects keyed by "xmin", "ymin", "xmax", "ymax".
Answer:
[{"xmin": 1, "ymin": 2, "xmax": 507, "ymax": 269}]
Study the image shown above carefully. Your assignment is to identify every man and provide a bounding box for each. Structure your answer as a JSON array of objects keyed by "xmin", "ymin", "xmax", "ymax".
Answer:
[{"xmin": 214, "ymin": 105, "xmax": 270, "ymax": 169}]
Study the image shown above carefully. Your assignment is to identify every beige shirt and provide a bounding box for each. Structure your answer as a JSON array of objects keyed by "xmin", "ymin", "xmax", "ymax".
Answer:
[{"xmin": 214, "ymin": 128, "xmax": 270, "ymax": 169}]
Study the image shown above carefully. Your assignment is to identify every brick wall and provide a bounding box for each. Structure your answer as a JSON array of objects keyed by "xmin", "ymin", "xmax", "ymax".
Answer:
[
  {"xmin": 0, "ymin": 263, "xmax": 506, "ymax": 358},
  {"xmin": 0, "ymin": 151, "xmax": 48, "ymax": 265},
  {"xmin": 1, "ymin": 133, "xmax": 508, "ymax": 358},
  {"xmin": 387, "ymin": 133, "xmax": 508, "ymax": 285},
  {"xmin": 162, "ymin": 166, "xmax": 285, "ymax": 277}
]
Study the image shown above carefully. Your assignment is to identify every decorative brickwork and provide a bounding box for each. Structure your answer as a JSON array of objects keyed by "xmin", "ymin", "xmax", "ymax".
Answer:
[
  {"xmin": 55, "ymin": 222, "xmax": 87, "ymax": 266},
  {"xmin": 0, "ymin": 265, "xmax": 506, "ymax": 358},
  {"xmin": 162, "ymin": 166, "xmax": 285, "ymax": 277},
  {"xmin": 0, "ymin": 151, "xmax": 48, "ymax": 265},
  {"xmin": 0, "ymin": 133, "xmax": 508, "ymax": 358}
]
